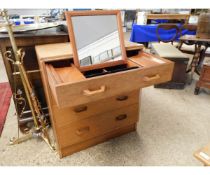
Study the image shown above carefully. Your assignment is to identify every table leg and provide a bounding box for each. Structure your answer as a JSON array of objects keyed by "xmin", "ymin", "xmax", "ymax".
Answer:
[
  {"xmin": 187, "ymin": 44, "xmax": 201, "ymax": 83},
  {"xmin": 196, "ymin": 48, "xmax": 205, "ymax": 75}
]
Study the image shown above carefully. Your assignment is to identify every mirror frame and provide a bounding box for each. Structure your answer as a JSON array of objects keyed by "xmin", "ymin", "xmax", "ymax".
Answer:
[{"xmin": 65, "ymin": 10, "xmax": 127, "ymax": 72}]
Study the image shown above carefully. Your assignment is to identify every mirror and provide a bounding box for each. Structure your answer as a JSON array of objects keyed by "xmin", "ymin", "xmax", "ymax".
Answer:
[{"xmin": 65, "ymin": 10, "xmax": 127, "ymax": 72}]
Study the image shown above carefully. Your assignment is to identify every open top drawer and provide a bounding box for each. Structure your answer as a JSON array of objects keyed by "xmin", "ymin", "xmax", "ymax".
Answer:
[{"xmin": 45, "ymin": 52, "xmax": 174, "ymax": 108}]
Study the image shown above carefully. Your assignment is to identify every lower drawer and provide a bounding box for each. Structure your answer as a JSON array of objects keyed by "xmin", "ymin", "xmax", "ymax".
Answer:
[
  {"xmin": 57, "ymin": 103, "xmax": 139, "ymax": 148},
  {"xmin": 52, "ymin": 90, "xmax": 140, "ymax": 127}
]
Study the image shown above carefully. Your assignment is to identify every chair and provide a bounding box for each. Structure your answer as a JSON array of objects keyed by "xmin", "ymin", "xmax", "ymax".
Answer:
[
  {"xmin": 156, "ymin": 23, "xmax": 180, "ymax": 45},
  {"xmin": 178, "ymin": 24, "xmax": 210, "ymax": 74},
  {"xmin": 178, "ymin": 24, "xmax": 197, "ymax": 55},
  {"xmin": 151, "ymin": 24, "xmax": 190, "ymax": 89}
]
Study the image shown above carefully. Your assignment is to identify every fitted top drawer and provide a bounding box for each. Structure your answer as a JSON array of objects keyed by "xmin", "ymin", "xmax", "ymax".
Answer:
[{"xmin": 45, "ymin": 52, "xmax": 174, "ymax": 108}]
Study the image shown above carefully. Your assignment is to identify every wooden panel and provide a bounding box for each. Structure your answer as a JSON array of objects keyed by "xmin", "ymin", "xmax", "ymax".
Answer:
[
  {"xmin": 60, "ymin": 123, "xmax": 136, "ymax": 158},
  {"xmin": 146, "ymin": 14, "xmax": 190, "ymax": 21},
  {"xmin": 180, "ymin": 35, "xmax": 210, "ymax": 42},
  {"xmin": 35, "ymin": 41, "xmax": 143, "ymax": 62},
  {"xmin": 124, "ymin": 40, "xmax": 144, "ymax": 51},
  {"xmin": 45, "ymin": 53, "xmax": 173, "ymax": 108},
  {"xmin": 35, "ymin": 42, "xmax": 73, "ymax": 61},
  {"xmin": 57, "ymin": 103, "xmax": 139, "ymax": 148},
  {"xmin": 52, "ymin": 90, "xmax": 140, "ymax": 127}
]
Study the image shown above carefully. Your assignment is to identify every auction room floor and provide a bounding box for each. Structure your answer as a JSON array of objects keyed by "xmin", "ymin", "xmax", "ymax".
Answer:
[{"xmin": 1, "ymin": 36, "xmax": 210, "ymax": 166}]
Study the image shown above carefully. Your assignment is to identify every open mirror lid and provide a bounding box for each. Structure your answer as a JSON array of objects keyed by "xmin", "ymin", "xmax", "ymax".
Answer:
[{"xmin": 65, "ymin": 10, "xmax": 127, "ymax": 72}]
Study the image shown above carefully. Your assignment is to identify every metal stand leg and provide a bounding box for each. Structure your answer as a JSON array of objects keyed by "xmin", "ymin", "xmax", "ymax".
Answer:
[
  {"xmin": 9, "ymin": 132, "xmax": 33, "ymax": 145},
  {"xmin": 9, "ymin": 128, "xmax": 56, "ymax": 151}
]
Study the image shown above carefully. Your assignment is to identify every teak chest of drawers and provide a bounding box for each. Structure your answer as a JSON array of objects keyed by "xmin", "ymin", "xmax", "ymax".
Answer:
[{"xmin": 36, "ymin": 42, "xmax": 174, "ymax": 158}]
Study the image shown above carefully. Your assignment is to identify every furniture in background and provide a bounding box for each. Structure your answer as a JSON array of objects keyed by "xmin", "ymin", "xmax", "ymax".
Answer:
[
  {"xmin": 130, "ymin": 24, "xmax": 196, "ymax": 43},
  {"xmin": 178, "ymin": 24, "xmax": 197, "ymax": 55},
  {"xmin": 179, "ymin": 35, "xmax": 210, "ymax": 82},
  {"xmin": 196, "ymin": 13, "xmax": 210, "ymax": 39},
  {"xmin": 194, "ymin": 142, "xmax": 210, "ymax": 166},
  {"xmin": 35, "ymin": 42, "xmax": 173, "ymax": 158},
  {"xmin": 151, "ymin": 24, "xmax": 189, "ymax": 89},
  {"xmin": 156, "ymin": 23, "xmax": 180, "ymax": 44},
  {"xmin": 194, "ymin": 61, "xmax": 210, "ymax": 95},
  {"xmin": 146, "ymin": 14, "xmax": 190, "ymax": 24},
  {"xmin": 0, "ymin": 27, "xmax": 69, "ymax": 132}
]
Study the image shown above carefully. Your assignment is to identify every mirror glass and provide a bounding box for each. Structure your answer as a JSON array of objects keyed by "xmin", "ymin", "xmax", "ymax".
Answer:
[{"xmin": 71, "ymin": 15, "xmax": 122, "ymax": 67}]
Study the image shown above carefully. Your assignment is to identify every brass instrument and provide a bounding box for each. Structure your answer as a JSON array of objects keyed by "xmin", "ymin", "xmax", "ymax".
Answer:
[{"xmin": 0, "ymin": 9, "xmax": 55, "ymax": 150}]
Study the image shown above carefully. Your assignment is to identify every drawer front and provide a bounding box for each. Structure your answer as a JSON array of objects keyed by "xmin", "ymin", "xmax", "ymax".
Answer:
[
  {"xmin": 53, "ymin": 90, "xmax": 140, "ymax": 127},
  {"xmin": 57, "ymin": 103, "xmax": 139, "ymax": 148},
  {"xmin": 53, "ymin": 65, "xmax": 172, "ymax": 108}
]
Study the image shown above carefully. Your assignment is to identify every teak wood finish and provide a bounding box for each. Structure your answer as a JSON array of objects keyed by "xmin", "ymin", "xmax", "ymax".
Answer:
[
  {"xmin": 36, "ymin": 42, "xmax": 174, "ymax": 158},
  {"xmin": 65, "ymin": 10, "xmax": 127, "ymax": 72}
]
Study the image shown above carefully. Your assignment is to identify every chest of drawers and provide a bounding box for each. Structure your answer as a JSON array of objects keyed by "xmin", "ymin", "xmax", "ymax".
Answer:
[{"xmin": 36, "ymin": 42, "xmax": 173, "ymax": 158}]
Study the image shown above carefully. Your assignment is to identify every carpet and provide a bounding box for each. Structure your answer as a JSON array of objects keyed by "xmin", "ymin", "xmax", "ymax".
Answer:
[{"xmin": 0, "ymin": 82, "xmax": 12, "ymax": 136}]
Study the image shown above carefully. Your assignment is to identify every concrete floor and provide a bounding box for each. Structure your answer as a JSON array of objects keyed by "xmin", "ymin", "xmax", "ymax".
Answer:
[{"xmin": 0, "ymin": 45, "xmax": 210, "ymax": 166}]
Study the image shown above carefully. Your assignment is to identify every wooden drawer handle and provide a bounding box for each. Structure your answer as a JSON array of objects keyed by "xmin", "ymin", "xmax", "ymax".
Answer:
[
  {"xmin": 115, "ymin": 114, "xmax": 127, "ymax": 121},
  {"xmin": 116, "ymin": 95, "xmax": 128, "ymax": 101},
  {"xmin": 74, "ymin": 105, "xmax": 87, "ymax": 113},
  {"xmin": 76, "ymin": 126, "xmax": 90, "ymax": 136},
  {"xmin": 143, "ymin": 74, "xmax": 160, "ymax": 82},
  {"xmin": 83, "ymin": 85, "xmax": 106, "ymax": 96}
]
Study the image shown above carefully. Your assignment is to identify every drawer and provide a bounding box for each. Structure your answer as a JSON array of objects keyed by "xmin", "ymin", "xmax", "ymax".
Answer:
[
  {"xmin": 57, "ymin": 103, "xmax": 139, "ymax": 148},
  {"xmin": 52, "ymin": 90, "xmax": 140, "ymax": 127},
  {"xmin": 45, "ymin": 52, "xmax": 174, "ymax": 108},
  {"xmin": 202, "ymin": 66, "xmax": 210, "ymax": 81}
]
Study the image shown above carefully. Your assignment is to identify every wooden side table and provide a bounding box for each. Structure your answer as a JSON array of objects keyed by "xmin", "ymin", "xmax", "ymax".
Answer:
[
  {"xmin": 179, "ymin": 35, "xmax": 210, "ymax": 83},
  {"xmin": 194, "ymin": 61, "xmax": 210, "ymax": 95}
]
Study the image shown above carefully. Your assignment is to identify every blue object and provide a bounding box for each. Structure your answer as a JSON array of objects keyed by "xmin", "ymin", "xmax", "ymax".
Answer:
[
  {"xmin": 152, "ymin": 19, "xmax": 169, "ymax": 24},
  {"xmin": 130, "ymin": 24, "xmax": 196, "ymax": 43},
  {"xmin": 14, "ymin": 21, "xmax": 21, "ymax": 25},
  {"xmin": 24, "ymin": 21, "xmax": 34, "ymax": 24}
]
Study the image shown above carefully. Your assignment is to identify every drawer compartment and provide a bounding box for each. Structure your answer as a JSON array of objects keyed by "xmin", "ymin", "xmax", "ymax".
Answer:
[
  {"xmin": 57, "ymin": 103, "xmax": 139, "ymax": 148},
  {"xmin": 45, "ymin": 52, "xmax": 174, "ymax": 108},
  {"xmin": 52, "ymin": 90, "xmax": 140, "ymax": 127}
]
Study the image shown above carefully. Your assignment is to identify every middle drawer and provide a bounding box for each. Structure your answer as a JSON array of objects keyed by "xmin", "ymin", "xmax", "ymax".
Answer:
[
  {"xmin": 52, "ymin": 89, "xmax": 140, "ymax": 127},
  {"xmin": 57, "ymin": 103, "xmax": 139, "ymax": 148}
]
